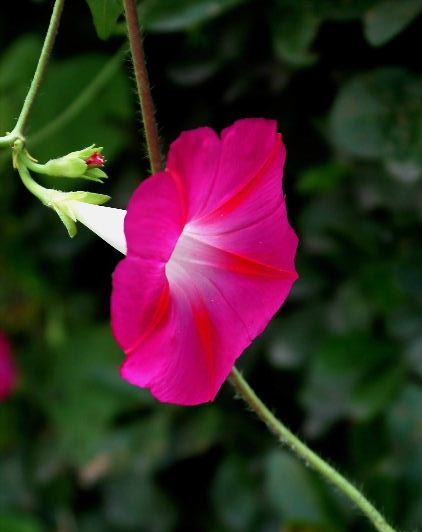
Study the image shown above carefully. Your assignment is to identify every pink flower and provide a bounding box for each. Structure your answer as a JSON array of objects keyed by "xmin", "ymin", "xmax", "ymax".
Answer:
[
  {"xmin": 111, "ymin": 118, "xmax": 298, "ymax": 405},
  {"xmin": 0, "ymin": 331, "xmax": 19, "ymax": 401}
]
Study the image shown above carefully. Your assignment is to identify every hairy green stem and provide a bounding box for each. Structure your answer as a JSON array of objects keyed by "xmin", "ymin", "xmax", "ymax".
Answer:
[
  {"xmin": 11, "ymin": 0, "xmax": 65, "ymax": 139},
  {"xmin": 229, "ymin": 367, "xmax": 398, "ymax": 532},
  {"xmin": 123, "ymin": 0, "xmax": 162, "ymax": 174}
]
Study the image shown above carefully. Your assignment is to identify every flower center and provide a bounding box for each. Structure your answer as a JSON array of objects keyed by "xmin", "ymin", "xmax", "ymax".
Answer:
[{"xmin": 165, "ymin": 224, "xmax": 205, "ymax": 284}]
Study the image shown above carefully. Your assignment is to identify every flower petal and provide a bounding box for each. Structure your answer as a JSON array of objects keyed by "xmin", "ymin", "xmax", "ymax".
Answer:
[
  {"xmin": 124, "ymin": 171, "xmax": 184, "ymax": 260},
  {"xmin": 71, "ymin": 202, "xmax": 127, "ymax": 254},
  {"xmin": 188, "ymin": 131, "xmax": 294, "ymax": 269},
  {"xmin": 119, "ymin": 264, "xmax": 251, "ymax": 405},
  {"xmin": 112, "ymin": 170, "xmax": 185, "ymax": 358},
  {"xmin": 111, "ymin": 258, "xmax": 170, "ymax": 358},
  {"xmin": 166, "ymin": 126, "xmax": 221, "ymax": 220},
  {"xmin": 212, "ymin": 118, "xmax": 281, "ymax": 210},
  {"xmin": 166, "ymin": 118, "xmax": 280, "ymax": 221},
  {"xmin": 167, "ymin": 227, "xmax": 297, "ymax": 354}
]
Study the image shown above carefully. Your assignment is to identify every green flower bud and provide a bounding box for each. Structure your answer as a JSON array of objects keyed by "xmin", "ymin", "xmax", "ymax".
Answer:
[
  {"xmin": 24, "ymin": 146, "xmax": 108, "ymax": 182},
  {"xmin": 43, "ymin": 157, "xmax": 88, "ymax": 178}
]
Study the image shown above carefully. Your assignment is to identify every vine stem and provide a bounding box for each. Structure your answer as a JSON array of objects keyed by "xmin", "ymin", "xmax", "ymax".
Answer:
[
  {"xmin": 11, "ymin": 0, "xmax": 65, "ymax": 140},
  {"xmin": 123, "ymin": 0, "xmax": 162, "ymax": 175},
  {"xmin": 229, "ymin": 367, "xmax": 398, "ymax": 532}
]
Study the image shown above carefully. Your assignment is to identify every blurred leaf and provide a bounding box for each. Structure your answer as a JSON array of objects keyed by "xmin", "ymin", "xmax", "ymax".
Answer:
[
  {"xmin": 298, "ymin": 195, "xmax": 355, "ymax": 254},
  {"xmin": 44, "ymin": 324, "xmax": 138, "ymax": 465},
  {"xmin": 211, "ymin": 453, "xmax": 258, "ymax": 531},
  {"xmin": 271, "ymin": 5, "xmax": 320, "ymax": 66},
  {"xmin": 171, "ymin": 405, "xmax": 224, "ymax": 459},
  {"xmin": 270, "ymin": 0, "xmax": 380, "ymax": 69},
  {"xmin": 387, "ymin": 384, "xmax": 422, "ymax": 465},
  {"xmin": 27, "ymin": 53, "xmax": 132, "ymax": 163},
  {"xmin": 140, "ymin": 0, "xmax": 246, "ymax": 32},
  {"xmin": 387, "ymin": 305, "xmax": 421, "ymax": 342},
  {"xmin": 104, "ymin": 470, "xmax": 177, "ymax": 531},
  {"xmin": 267, "ymin": 308, "xmax": 325, "ymax": 369},
  {"xmin": 0, "ymin": 35, "xmax": 40, "ymax": 142},
  {"xmin": 168, "ymin": 59, "xmax": 220, "ymax": 86},
  {"xmin": 0, "ymin": 514, "xmax": 46, "ymax": 532},
  {"xmin": 301, "ymin": 333, "xmax": 403, "ymax": 436},
  {"xmin": 329, "ymin": 68, "xmax": 422, "ymax": 182},
  {"xmin": 358, "ymin": 260, "xmax": 405, "ymax": 314},
  {"xmin": 124, "ymin": 411, "xmax": 172, "ymax": 473},
  {"xmin": 0, "ymin": 455, "xmax": 32, "ymax": 511},
  {"xmin": 298, "ymin": 162, "xmax": 349, "ymax": 194},
  {"xmin": 264, "ymin": 450, "xmax": 341, "ymax": 530},
  {"xmin": 326, "ymin": 281, "xmax": 372, "ymax": 333},
  {"xmin": 330, "ymin": 76, "xmax": 386, "ymax": 158},
  {"xmin": 85, "ymin": 0, "xmax": 124, "ymax": 40},
  {"xmin": 386, "ymin": 385, "xmax": 422, "ymax": 529},
  {"xmin": 364, "ymin": 0, "xmax": 422, "ymax": 46},
  {"xmin": 0, "ymin": 34, "xmax": 39, "ymax": 93},
  {"xmin": 273, "ymin": 0, "xmax": 379, "ymax": 21},
  {"xmin": 393, "ymin": 246, "xmax": 422, "ymax": 303},
  {"xmin": 404, "ymin": 335, "xmax": 422, "ymax": 377}
]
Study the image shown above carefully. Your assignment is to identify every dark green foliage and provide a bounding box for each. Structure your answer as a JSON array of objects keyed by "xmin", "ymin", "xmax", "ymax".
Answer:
[{"xmin": 0, "ymin": 1, "xmax": 421, "ymax": 531}]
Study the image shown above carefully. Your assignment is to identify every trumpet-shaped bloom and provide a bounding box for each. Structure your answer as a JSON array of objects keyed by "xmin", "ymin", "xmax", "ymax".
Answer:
[
  {"xmin": 0, "ymin": 331, "xmax": 18, "ymax": 401},
  {"xmin": 111, "ymin": 119, "xmax": 298, "ymax": 405}
]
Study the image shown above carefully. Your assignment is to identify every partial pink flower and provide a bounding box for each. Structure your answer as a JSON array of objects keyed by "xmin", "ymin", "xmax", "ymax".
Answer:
[
  {"xmin": 0, "ymin": 331, "xmax": 19, "ymax": 401},
  {"xmin": 111, "ymin": 118, "xmax": 298, "ymax": 405}
]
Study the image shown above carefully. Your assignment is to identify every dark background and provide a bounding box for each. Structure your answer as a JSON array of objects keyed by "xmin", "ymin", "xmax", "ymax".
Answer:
[{"xmin": 1, "ymin": 1, "xmax": 421, "ymax": 531}]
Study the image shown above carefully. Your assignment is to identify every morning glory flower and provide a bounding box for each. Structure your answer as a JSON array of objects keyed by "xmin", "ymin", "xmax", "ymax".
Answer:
[{"xmin": 109, "ymin": 118, "xmax": 299, "ymax": 405}]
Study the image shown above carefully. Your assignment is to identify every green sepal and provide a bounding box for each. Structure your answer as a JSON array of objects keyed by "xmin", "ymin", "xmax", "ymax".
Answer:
[
  {"xmin": 55, "ymin": 209, "xmax": 78, "ymax": 238},
  {"xmin": 43, "ymin": 157, "xmax": 88, "ymax": 177},
  {"xmin": 83, "ymin": 167, "xmax": 108, "ymax": 183},
  {"xmin": 66, "ymin": 145, "xmax": 101, "ymax": 159},
  {"xmin": 75, "ymin": 191, "xmax": 111, "ymax": 205},
  {"xmin": 44, "ymin": 189, "xmax": 111, "ymax": 237}
]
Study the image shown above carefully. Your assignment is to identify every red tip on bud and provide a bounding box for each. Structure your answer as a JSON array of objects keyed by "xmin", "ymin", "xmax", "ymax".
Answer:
[{"xmin": 86, "ymin": 152, "xmax": 105, "ymax": 167}]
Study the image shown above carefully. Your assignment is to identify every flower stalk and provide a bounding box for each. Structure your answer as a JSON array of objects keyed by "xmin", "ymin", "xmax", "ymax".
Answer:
[
  {"xmin": 229, "ymin": 367, "xmax": 398, "ymax": 532},
  {"xmin": 0, "ymin": 0, "xmax": 64, "ymax": 148},
  {"xmin": 123, "ymin": 0, "xmax": 162, "ymax": 175},
  {"xmin": 10, "ymin": 0, "xmax": 65, "ymax": 140}
]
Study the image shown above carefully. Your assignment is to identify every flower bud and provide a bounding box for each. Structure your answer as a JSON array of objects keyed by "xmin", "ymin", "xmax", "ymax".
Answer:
[{"xmin": 28, "ymin": 146, "xmax": 108, "ymax": 182}]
